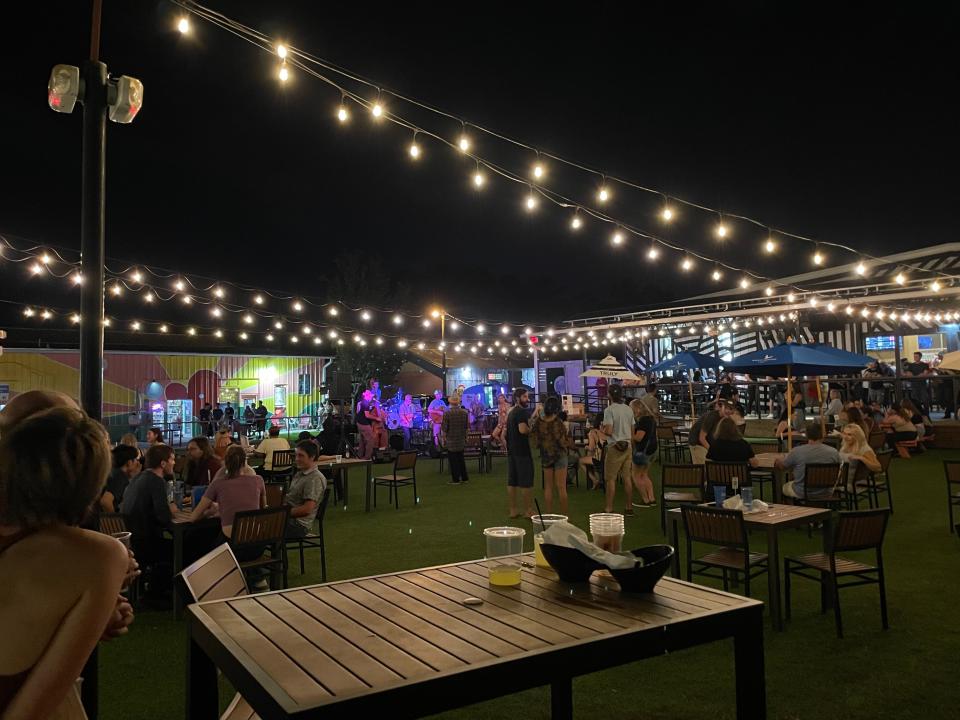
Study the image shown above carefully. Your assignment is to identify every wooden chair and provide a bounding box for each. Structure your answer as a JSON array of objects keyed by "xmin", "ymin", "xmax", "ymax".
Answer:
[
  {"xmin": 264, "ymin": 448, "xmax": 295, "ymax": 482},
  {"xmin": 97, "ymin": 512, "xmax": 128, "ymax": 535},
  {"xmin": 680, "ymin": 505, "xmax": 768, "ymax": 597},
  {"xmin": 656, "ymin": 425, "xmax": 685, "ymax": 463},
  {"xmin": 230, "ymin": 506, "xmax": 290, "ymax": 590},
  {"xmin": 852, "ymin": 451, "xmax": 894, "ymax": 512},
  {"xmin": 284, "ymin": 487, "xmax": 331, "ymax": 581},
  {"xmin": 264, "ymin": 483, "xmax": 286, "ymax": 508},
  {"xmin": 704, "ymin": 461, "xmax": 752, "ymax": 494},
  {"xmin": 867, "ymin": 431, "xmax": 886, "ymax": 452},
  {"xmin": 373, "ymin": 451, "xmax": 418, "ymax": 509},
  {"xmin": 945, "ymin": 460, "xmax": 960, "ymax": 533},
  {"xmin": 798, "ymin": 463, "xmax": 845, "ymax": 509},
  {"xmin": 178, "ymin": 543, "xmax": 259, "ymax": 720},
  {"xmin": 660, "ymin": 464, "xmax": 705, "ymax": 535},
  {"xmin": 785, "ymin": 508, "xmax": 891, "ymax": 638}
]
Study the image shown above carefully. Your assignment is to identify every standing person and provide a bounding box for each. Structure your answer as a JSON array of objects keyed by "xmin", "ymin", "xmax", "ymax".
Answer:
[
  {"xmin": 368, "ymin": 378, "xmax": 382, "ymax": 402},
  {"xmin": 369, "ymin": 398, "xmax": 389, "ymax": 454},
  {"xmin": 490, "ymin": 393, "xmax": 511, "ymax": 447},
  {"xmin": 441, "ymin": 394, "xmax": 471, "ymax": 484},
  {"xmin": 427, "ymin": 390, "xmax": 448, "ymax": 448},
  {"xmin": 398, "ymin": 394, "xmax": 416, "ymax": 450},
  {"xmin": 505, "ymin": 387, "xmax": 535, "ymax": 519},
  {"xmin": 906, "ymin": 351, "xmax": 931, "ymax": 412},
  {"xmin": 601, "ymin": 384, "xmax": 636, "ymax": 514},
  {"xmin": 0, "ymin": 405, "xmax": 133, "ymax": 719},
  {"xmin": 243, "ymin": 403, "xmax": 255, "ymax": 428},
  {"xmin": 184, "ymin": 436, "xmax": 223, "ymax": 487},
  {"xmin": 255, "ymin": 425, "xmax": 290, "ymax": 471},
  {"xmin": 776, "ymin": 422, "xmax": 842, "ymax": 500},
  {"xmin": 254, "ymin": 401, "xmax": 268, "ymax": 435},
  {"xmin": 283, "ymin": 441, "xmax": 328, "ymax": 539},
  {"xmin": 355, "ymin": 389, "xmax": 376, "ymax": 460},
  {"xmin": 529, "ymin": 396, "xmax": 573, "ymax": 514},
  {"xmin": 640, "ymin": 382, "xmax": 660, "ymax": 422},
  {"xmin": 212, "ymin": 402, "xmax": 224, "ymax": 429},
  {"xmin": 224, "ymin": 402, "xmax": 236, "ymax": 426},
  {"xmin": 825, "ymin": 389, "xmax": 844, "ymax": 419},
  {"xmin": 629, "ymin": 399, "xmax": 658, "ymax": 507},
  {"xmin": 687, "ymin": 400, "xmax": 731, "ymax": 465},
  {"xmin": 578, "ymin": 413, "xmax": 609, "ymax": 490},
  {"xmin": 199, "ymin": 402, "xmax": 213, "ymax": 437}
]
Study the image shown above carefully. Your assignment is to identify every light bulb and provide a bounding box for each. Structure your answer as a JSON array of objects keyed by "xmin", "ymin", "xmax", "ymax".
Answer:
[
  {"xmin": 661, "ymin": 207, "xmax": 673, "ymax": 221},
  {"xmin": 473, "ymin": 171, "xmax": 484, "ymax": 188},
  {"xmin": 254, "ymin": 295, "xmax": 264, "ymax": 304},
  {"xmin": 845, "ymin": 305, "xmax": 854, "ymax": 315},
  {"xmin": 476, "ymin": 323, "xmax": 486, "ymax": 333},
  {"xmin": 716, "ymin": 224, "xmax": 728, "ymax": 238},
  {"xmin": 392, "ymin": 314, "xmax": 403, "ymax": 325},
  {"xmin": 647, "ymin": 246, "xmax": 659, "ymax": 260},
  {"xmin": 328, "ymin": 307, "xmax": 338, "ymax": 316},
  {"xmin": 765, "ymin": 286, "xmax": 773, "ymax": 296},
  {"xmin": 23, "ymin": 308, "xmax": 34, "ymax": 317},
  {"xmin": 827, "ymin": 302, "xmax": 836, "ymax": 311},
  {"xmin": 371, "ymin": 102, "xmax": 383, "ymax": 118},
  {"xmin": 932, "ymin": 280, "xmax": 942, "ymax": 292},
  {"xmin": 571, "ymin": 215, "xmax": 582, "ymax": 230},
  {"xmin": 240, "ymin": 332, "xmax": 248, "ymax": 340},
  {"xmin": 524, "ymin": 327, "xmax": 533, "ymax": 335},
  {"xmin": 740, "ymin": 278, "xmax": 750, "ymax": 289},
  {"xmin": 813, "ymin": 251, "xmax": 824, "ymax": 265},
  {"xmin": 532, "ymin": 163, "xmax": 544, "ymax": 180},
  {"xmin": 611, "ymin": 231, "xmax": 624, "ymax": 245},
  {"xmin": 276, "ymin": 44, "xmax": 288, "ymax": 59},
  {"xmin": 409, "ymin": 142, "xmax": 420, "ymax": 159},
  {"xmin": 597, "ymin": 187, "xmax": 610, "ymax": 203},
  {"xmin": 274, "ymin": 321, "xmax": 283, "ymax": 330},
  {"xmin": 291, "ymin": 336, "xmax": 299, "ymax": 344},
  {"xmin": 131, "ymin": 270, "xmax": 142, "ymax": 282},
  {"xmin": 266, "ymin": 333, "xmax": 274, "ymax": 341},
  {"xmin": 111, "ymin": 285, "xmax": 122, "ymax": 296},
  {"xmin": 526, "ymin": 194, "xmax": 537, "ymax": 211},
  {"xmin": 501, "ymin": 325, "xmax": 510, "ymax": 335},
  {"xmin": 177, "ymin": 17, "xmax": 190, "ymax": 34},
  {"xmin": 182, "ymin": 295, "xmax": 192, "ymax": 304},
  {"xmin": 293, "ymin": 301, "xmax": 303, "ymax": 311},
  {"xmin": 244, "ymin": 314, "xmax": 254, "ymax": 324},
  {"xmin": 327, "ymin": 330, "xmax": 338, "ymax": 339},
  {"xmin": 422, "ymin": 319, "xmax": 430, "ymax": 328},
  {"xmin": 786, "ymin": 293, "xmax": 795, "ymax": 303},
  {"xmin": 712, "ymin": 270, "xmax": 722, "ymax": 281},
  {"xmin": 361, "ymin": 311, "xmax": 371, "ymax": 321},
  {"xmin": 398, "ymin": 340, "xmax": 407, "ymax": 348},
  {"xmin": 809, "ymin": 297, "xmax": 818, "ymax": 307},
  {"xmin": 213, "ymin": 287, "xmax": 224, "ymax": 298},
  {"xmin": 175, "ymin": 280, "xmax": 184, "ymax": 291},
  {"xmin": 187, "ymin": 327, "xmax": 197, "ymax": 335},
  {"xmin": 159, "ymin": 324, "xmax": 168, "ymax": 333},
  {"xmin": 681, "ymin": 258, "xmax": 692, "ymax": 271},
  {"xmin": 855, "ymin": 262, "xmax": 866, "ymax": 276},
  {"xmin": 30, "ymin": 263, "xmax": 42, "ymax": 275},
  {"xmin": 214, "ymin": 330, "xmax": 223, "ymax": 338},
  {"xmin": 765, "ymin": 238, "xmax": 776, "ymax": 253},
  {"xmin": 459, "ymin": 135, "xmax": 470, "ymax": 152},
  {"xmin": 278, "ymin": 65, "xmax": 289, "ymax": 82},
  {"xmin": 337, "ymin": 105, "xmax": 349, "ymax": 123},
  {"xmin": 895, "ymin": 273, "xmax": 906, "ymax": 285},
  {"xmin": 211, "ymin": 307, "xmax": 221, "ymax": 317}
]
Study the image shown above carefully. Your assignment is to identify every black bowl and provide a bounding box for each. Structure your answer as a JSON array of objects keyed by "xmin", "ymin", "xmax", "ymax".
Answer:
[
  {"xmin": 539, "ymin": 543, "xmax": 606, "ymax": 583},
  {"xmin": 608, "ymin": 545, "xmax": 675, "ymax": 593}
]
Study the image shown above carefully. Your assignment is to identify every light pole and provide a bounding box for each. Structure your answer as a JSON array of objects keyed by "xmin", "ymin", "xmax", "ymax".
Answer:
[{"xmin": 432, "ymin": 308, "xmax": 446, "ymax": 395}]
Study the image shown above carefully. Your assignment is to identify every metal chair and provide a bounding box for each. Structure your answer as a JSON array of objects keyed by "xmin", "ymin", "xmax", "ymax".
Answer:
[
  {"xmin": 463, "ymin": 432, "xmax": 485, "ymax": 474},
  {"xmin": 799, "ymin": 463, "xmax": 845, "ymax": 509},
  {"xmin": 230, "ymin": 506, "xmax": 290, "ymax": 590},
  {"xmin": 284, "ymin": 487, "xmax": 331, "ymax": 581},
  {"xmin": 680, "ymin": 505, "xmax": 768, "ymax": 597},
  {"xmin": 867, "ymin": 430, "xmax": 886, "ymax": 452},
  {"xmin": 373, "ymin": 451, "xmax": 419, "ymax": 509},
  {"xmin": 945, "ymin": 460, "xmax": 960, "ymax": 533},
  {"xmin": 704, "ymin": 461, "xmax": 752, "ymax": 493},
  {"xmin": 865, "ymin": 450, "xmax": 895, "ymax": 512},
  {"xmin": 660, "ymin": 464, "xmax": 704, "ymax": 535},
  {"xmin": 97, "ymin": 512, "xmax": 128, "ymax": 535},
  {"xmin": 785, "ymin": 508, "xmax": 891, "ymax": 638},
  {"xmin": 656, "ymin": 425, "xmax": 685, "ymax": 463},
  {"xmin": 264, "ymin": 483, "xmax": 286, "ymax": 508},
  {"xmin": 263, "ymin": 448, "xmax": 295, "ymax": 483}
]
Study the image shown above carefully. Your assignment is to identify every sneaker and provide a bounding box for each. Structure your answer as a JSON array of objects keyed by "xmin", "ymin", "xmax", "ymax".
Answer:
[
  {"xmin": 623, "ymin": 508, "xmax": 635, "ymax": 516},
  {"xmin": 645, "ymin": 500, "xmax": 658, "ymax": 508},
  {"xmin": 631, "ymin": 501, "xmax": 646, "ymax": 509}
]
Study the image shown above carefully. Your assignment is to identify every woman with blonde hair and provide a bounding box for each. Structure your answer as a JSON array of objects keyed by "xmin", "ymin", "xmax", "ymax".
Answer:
[{"xmin": 0, "ymin": 405, "xmax": 131, "ymax": 719}]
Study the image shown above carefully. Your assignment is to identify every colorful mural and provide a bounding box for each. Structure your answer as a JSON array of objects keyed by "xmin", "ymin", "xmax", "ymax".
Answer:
[{"xmin": 0, "ymin": 349, "xmax": 331, "ymax": 434}]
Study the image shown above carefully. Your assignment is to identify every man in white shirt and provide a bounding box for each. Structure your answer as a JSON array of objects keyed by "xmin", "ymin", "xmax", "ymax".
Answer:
[
  {"xmin": 256, "ymin": 425, "xmax": 290, "ymax": 471},
  {"xmin": 601, "ymin": 384, "xmax": 636, "ymax": 514}
]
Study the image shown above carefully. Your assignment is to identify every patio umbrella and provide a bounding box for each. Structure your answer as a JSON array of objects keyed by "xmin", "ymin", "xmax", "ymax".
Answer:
[
  {"xmin": 649, "ymin": 351, "xmax": 724, "ymax": 420},
  {"xmin": 724, "ymin": 343, "xmax": 871, "ymax": 449},
  {"xmin": 580, "ymin": 355, "xmax": 641, "ymax": 381},
  {"xmin": 805, "ymin": 343, "xmax": 879, "ymax": 434}
]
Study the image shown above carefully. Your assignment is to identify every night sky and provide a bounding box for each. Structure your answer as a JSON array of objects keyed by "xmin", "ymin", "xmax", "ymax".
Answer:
[{"xmin": 2, "ymin": 2, "xmax": 958, "ymax": 329}]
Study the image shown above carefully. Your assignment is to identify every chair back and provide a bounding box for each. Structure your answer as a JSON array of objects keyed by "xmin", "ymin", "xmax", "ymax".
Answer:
[
  {"xmin": 944, "ymin": 460, "xmax": 960, "ymax": 485},
  {"xmin": 465, "ymin": 432, "xmax": 483, "ymax": 450},
  {"xmin": 271, "ymin": 449, "xmax": 295, "ymax": 470},
  {"xmin": 656, "ymin": 426, "xmax": 677, "ymax": 442},
  {"xmin": 704, "ymin": 461, "xmax": 752, "ymax": 488},
  {"xmin": 849, "ymin": 460, "xmax": 871, "ymax": 486},
  {"xmin": 867, "ymin": 431, "xmax": 886, "ymax": 451},
  {"xmin": 750, "ymin": 441, "xmax": 781, "ymax": 455},
  {"xmin": 264, "ymin": 483, "xmax": 286, "ymax": 507},
  {"xmin": 231, "ymin": 506, "xmax": 289, "ymax": 549},
  {"xmin": 876, "ymin": 449, "xmax": 894, "ymax": 474},
  {"xmin": 180, "ymin": 542, "xmax": 248, "ymax": 603},
  {"xmin": 395, "ymin": 451, "xmax": 418, "ymax": 472},
  {"xmin": 804, "ymin": 463, "xmax": 843, "ymax": 492},
  {"xmin": 662, "ymin": 464, "xmax": 705, "ymax": 491},
  {"xmin": 316, "ymin": 486, "xmax": 332, "ymax": 527},
  {"xmin": 98, "ymin": 512, "xmax": 127, "ymax": 535},
  {"xmin": 681, "ymin": 505, "xmax": 748, "ymax": 549},
  {"xmin": 833, "ymin": 508, "xmax": 890, "ymax": 552}
]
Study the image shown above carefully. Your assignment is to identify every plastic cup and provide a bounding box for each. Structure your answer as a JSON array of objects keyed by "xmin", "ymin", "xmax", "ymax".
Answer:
[
  {"xmin": 741, "ymin": 486, "xmax": 753, "ymax": 510},
  {"xmin": 713, "ymin": 485, "xmax": 727, "ymax": 506},
  {"xmin": 588, "ymin": 513, "xmax": 625, "ymax": 552},
  {"xmin": 335, "ymin": 454, "xmax": 342, "ymax": 463},
  {"xmin": 531, "ymin": 514, "xmax": 567, "ymax": 567},
  {"xmin": 111, "ymin": 531, "xmax": 132, "ymax": 549},
  {"xmin": 484, "ymin": 527, "xmax": 526, "ymax": 586}
]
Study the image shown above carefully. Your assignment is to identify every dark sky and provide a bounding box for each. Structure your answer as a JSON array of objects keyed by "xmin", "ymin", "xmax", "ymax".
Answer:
[{"xmin": 2, "ymin": 1, "xmax": 958, "ymax": 328}]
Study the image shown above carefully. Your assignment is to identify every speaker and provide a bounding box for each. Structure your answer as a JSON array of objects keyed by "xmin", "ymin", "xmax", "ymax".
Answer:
[{"xmin": 330, "ymin": 371, "xmax": 353, "ymax": 401}]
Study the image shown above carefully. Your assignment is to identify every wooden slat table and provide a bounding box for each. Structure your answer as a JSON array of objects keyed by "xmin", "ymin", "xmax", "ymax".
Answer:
[
  {"xmin": 187, "ymin": 554, "xmax": 765, "ymax": 719},
  {"xmin": 316, "ymin": 458, "xmax": 373, "ymax": 511},
  {"xmin": 668, "ymin": 503, "xmax": 832, "ymax": 631}
]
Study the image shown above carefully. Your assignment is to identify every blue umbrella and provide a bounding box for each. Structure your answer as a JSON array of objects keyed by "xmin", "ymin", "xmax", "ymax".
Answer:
[
  {"xmin": 724, "ymin": 342, "xmax": 871, "ymax": 449},
  {"xmin": 649, "ymin": 351, "xmax": 723, "ymax": 420}
]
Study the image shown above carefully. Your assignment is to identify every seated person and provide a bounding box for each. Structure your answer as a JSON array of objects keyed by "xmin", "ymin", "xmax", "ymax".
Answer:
[
  {"xmin": 0, "ymin": 403, "xmax": 131, "ymax": 719},
  {"xmin": 884, "ymin": 406, "xmax": 918, "ymax": 449},
  {"xmin": 100, "ymin": 444, "xmax": 141, "ymax": 514},
  {"xmin": 284, "ymin": 440, "xmax": 328, "ymax": 538},
  {"xmin": 184, "ymin": 436, "xmax": 222, "ymax": 487},
  {"xmin": 213, "ymin": 427, "xmax": 233, "ymax": 459},
  {"xmin": 706, "ymin": 417, "xmax": 758, "ymax": 467},
  {"xmin": 775, "ymin": 407, "xmax": 805, "ymax": 441},
  {"xmin": 776, "ymin": 422, "xmax": 841, "ymax": 500},
  {"xmin": 189, "ymin": 446, "xmax": 265, "ymax": 540},
  {"xmin": 256, "ymin": 425, "xmax": 291, "ymax": 471},
  {"xmin": 825, "ymin": 389, "xmax": 844, "ymax": 419}
]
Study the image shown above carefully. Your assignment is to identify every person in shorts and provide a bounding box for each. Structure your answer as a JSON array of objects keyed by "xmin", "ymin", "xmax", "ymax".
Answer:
[
  {"xmin": 601, "ymin": 384, "xmax": 636, "ymax": 514},
  {"xmin": 629, "ymin": 399, "xmax": 657, "ymax": 507},
  {"xmin": 528, "ymin": 395, "xmax": 573, "ymax": 515},
  {"xmin": 505, "ymin": 387, "xmax": 535, "ymax": 518}
]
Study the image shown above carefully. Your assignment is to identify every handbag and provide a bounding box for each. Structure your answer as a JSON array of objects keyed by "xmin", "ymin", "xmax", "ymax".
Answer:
[{"xmin": 613, "ymin": 440, "xmax": 629, "ymax": 452}]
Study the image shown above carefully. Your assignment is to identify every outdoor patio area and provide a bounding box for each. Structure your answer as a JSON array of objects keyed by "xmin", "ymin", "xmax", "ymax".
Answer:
[{"xmin": 98, "ymin": 449, "xmax": 956, "ymax": 720}]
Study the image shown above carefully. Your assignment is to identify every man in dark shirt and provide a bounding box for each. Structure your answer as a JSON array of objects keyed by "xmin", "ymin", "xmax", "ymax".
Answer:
[
  {"xmin": 121, "ymin": 444, "xmax": 178, "ymax": 565},
  {"xmin": 212, "ymin": 403, "xmax": 224, "ymax": 429},
  {"xmin": 254, "ymin": 401, "xmax": 269, "ymax": 434},
  {"xmin": 688, "ymin": 401, "xmax": 732, "ymax": 464},
  {"xmin": 906, "ymin": 352, "xmax": 931, "ymax": 411},
  {"xmin": 505, "ymin": 388, "xmax": 534, "ymax": 517},
  {"xmin": 103, "ymin": 444, "xmax": 140, "ymax": 512},
  {"xmin": 441, "ymin": 394, "xmax": 471, "ymax": 484},
  {"xmin": 199, "ymin": 402, "xmax": 213, "ymax": 437}
]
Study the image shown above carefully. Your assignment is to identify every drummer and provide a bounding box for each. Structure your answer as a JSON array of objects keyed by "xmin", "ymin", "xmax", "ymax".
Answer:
[{"xmin": 398, "ymin": 394, "xmax": 416, "ymax": 450}]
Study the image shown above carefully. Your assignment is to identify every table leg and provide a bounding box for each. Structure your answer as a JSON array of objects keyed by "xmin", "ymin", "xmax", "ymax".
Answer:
[
  {"xmin": 365, "ymin": 463, "xmax": 373, "ymax": 513},
  {"xmin": 734, "ymin": 606, "xmax": 767, "ymax": 719},
  {"xmin": 670, "ymin": 514, "xmax": 681, "ymax": 579},
  {"xmin": 821, "ymin": 511, "xmax": 835, "ymax": 610},
  {"xmin": 173, "ymin": 526, "xmax": 185, "ymax": 620},
  {"xmin": 551, "ymin": 677, "xmax": 573, "ymax": 720},
  {"xmin": 766, "ymin": 528, "xmax": 782, "ymax": 631},
  {"xmin": 186, "ymin": 629, "xmax": 218, "ymax": 720},
  {"xmin": 340, "ymin": 468, "xmax": 349, "ymax": 506}
]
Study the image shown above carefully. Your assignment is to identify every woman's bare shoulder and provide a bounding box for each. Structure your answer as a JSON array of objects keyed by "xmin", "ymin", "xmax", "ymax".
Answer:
[{"xmin": 23, "ymin": 526, "xmax": 127, "ymax": 568}]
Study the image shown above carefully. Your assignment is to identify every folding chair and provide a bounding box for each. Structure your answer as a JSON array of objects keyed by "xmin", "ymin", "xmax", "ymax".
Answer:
[
  {"xmin": 680, "ymin": 505, "xmax": 768, "ymax": 597},
  {"xmin": 284, "ymin": 487, "xmax": 331, "ymax": 581},
  {"xmin": 374, "ymin": 451, "xmax": 419, "ymax": 509},
  {"xmin": 785, "ymin": 508, "xmax": 891, "ymax": 638}
]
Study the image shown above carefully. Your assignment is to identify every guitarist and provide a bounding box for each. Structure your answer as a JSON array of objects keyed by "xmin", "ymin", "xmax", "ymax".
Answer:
[
  {"xmin": 427, "ymin": 389, "xmax": 448, "ymax": 447},
  {"xmin": 356, "ymin": 390, "xmax": 377, "ymax": 459}
]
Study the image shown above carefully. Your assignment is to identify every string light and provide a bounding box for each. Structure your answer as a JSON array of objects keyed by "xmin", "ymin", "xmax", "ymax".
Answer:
[
  {"xmin": 786, "ymin": 293, "xmax": 795, "ymax": 303},
  {"xmin": 131, "ymin": 270, "xmax": 142, "ymax": 282},
  {"xmin": 278, "ymin": 64, "xmax": 289, "ymax": 83},
  {"xmin": 764, "ymin": 286, "xmax": 773, "ymax": 296},
  {"xmin": 473, "ymin": 169, "xmax": 485, "ymax": 188},
  {"xmin": 525, "ymin": 192, "xmax": 538, "ymax": 211},
  {"xmin": 174, "ymin": 280, "xmax": 185, "ymax": 291},
  {"xmin": 254, "ymin": 295, "xmax": 264, "ymax": 305},
  {"xmin": 813, "ymin": 249, "xmax": 824, "ymax": 266},
  {"xmin": 328, "ymin": 306, "xmax": 338, "ymax": 316},
  {"xmin": 276, "ymin": 44, "xmax": 288, "ymax": 59},
  {"xmin": 476, "ymin": 323, "xmax": 486, "ymax": 334},
  {"xmin": 764, "ymin": 238, "xmax": 776, "ymax": 253},
  {"xmin": 681, "ymin": 257, "xmax": 693, "ymax": 271},
  {"xmin": 716, "ymin": 221, "xmax": 728, "ymax": 239},
  {"xmin": 931, "ymin": 280, "xmax": 942, "ymax": 292},
  {"xmin": 458, "ymin": 135, "xmax": 471, "ymax": 152},
  {"xmin": 71, "ymin": 313, "xmax": 81, "ymax": 324},
  {"xmin": 211, "ymin": 307, "xmax": 221, "ymax": 317},
  {"xmin": 177, "ymin": 17, "xmax": 190, "ymax": 34},
  {"xmin": 30, "ymin": 263, "xmax": 42, "ymax": 275},
  {"xmin": 711, "ymin": 269, "xmax": 722, "ymax": 281},
  {"xmin": 532, "ymin": 162, "xmax": 545, "ymax": 180},
  {"xmin": 392, "ymin": 314, "xmax": 403, "ymax": 325},
  {"xmin": 661, "ymin": 205, "xmax": 673, "ymax": 222},
  {"xmin": 739, "ymin": 278, "xmax": 750, "ymax": 289},
  {"xmin": 187, "ymin": 327, "xmax": 197, "ymax": 335},
  {"xmin": 647, "ymin": 246, "xmax": 659, "ymax": 260},
  {"xmin": 72, "ymin": 273, "xmax": 83, "ymax": 285},
  {"xmin": 213, "ymin": 287, "xmax": 224, "ymax": 298},
  {"xmin": 597, "ymin": 186, "xmax": 610, "ymax": 203},
  {"xmin": 243, "ymin": 314, "xmax": 254, "ymax": 324},
  {"xmin": 501, "ymin": 325, "xmax": 510, "ymax": 335},
  {"xmin": 408, "ymin": 137, "xmax": 421, "ymax": 160},
  {"xmin": 611, "ymin": 230, "xmax": 624, "ymax": 246},
  {"xmin": 302, "ymin": 325, "xmax": 312, "ymax": 335},
  {"xmin": 23, "ymin": 307, "xmax": 34, "ymax": 317},
  {"xmin": 240, "ymin": 332, "xmax": 248, "ymax": 340},
  {"xmin": 110, "ymin": 285, "xmax": 122, "ymax": 296},
  {"xmin": 895, "ymin": 273, "xmax": 906, "ymax": 285},
  {"xmin": 371, "ymin": 101, "xmax": 384, "ymax": 118},
  {"xmin": 159, "ymin": 324, "xmax": 168, "ymax": 333},
  {"xmin": 182, "ymin": 295, "xmax": 192, "ymax": 304},
  {"xmin": 571, "ymin": 214, "xmax": 582, "ymax": 230},
  {"xmin": 216, "ymin": 329, "xmax": 226, "ymax": 338},
  {"xmin": 292, "ymin": 301, "xmax": 303, "ymax": 312},
  {"xmin": 855, "ymin": 261, "xmax": 867, "ymax": 276},
  {"xmin": 266, "ymin": 333, "xmax": 274, "ymax": 341}
]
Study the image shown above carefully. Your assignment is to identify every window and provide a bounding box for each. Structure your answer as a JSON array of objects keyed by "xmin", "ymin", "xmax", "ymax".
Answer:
[{"xmin": 298, "ymin": 373, "xmax": 312, "ymax": 395}]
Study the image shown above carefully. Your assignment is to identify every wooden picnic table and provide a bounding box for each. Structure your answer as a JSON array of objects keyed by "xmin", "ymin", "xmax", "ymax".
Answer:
[
  {"xmin": 186, "ymin": 553, "xmax": 766, "ymax": 720},
  {"xmin": 668, "ymin": 502, "xmax": 832, "ymax": 631}
]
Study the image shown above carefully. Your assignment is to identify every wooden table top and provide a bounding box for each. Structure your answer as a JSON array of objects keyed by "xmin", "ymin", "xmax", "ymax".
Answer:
[
  {"xmin": 317, "ymin": 458, "xmax": 372, "ymax": 468},
  {"xmin": 171, "ymin": 510, "xmax": 220, "ymax": 526},
  {"xmin": 753, "ymin": 452, "xmax": 787, "ymax": 468},
  {"xmin": 668, "ymin": 502, "xmax": 830, "ymax": 527},
  {"xmin": 189, "ymin": 554, "xmax": 760, "ymax": 718}
]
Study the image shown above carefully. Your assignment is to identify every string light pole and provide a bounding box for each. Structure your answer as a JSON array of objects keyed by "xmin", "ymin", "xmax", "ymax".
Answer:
[{"xmin": 432, "ymin": 307, "xmax": 446, "ymax": 394}]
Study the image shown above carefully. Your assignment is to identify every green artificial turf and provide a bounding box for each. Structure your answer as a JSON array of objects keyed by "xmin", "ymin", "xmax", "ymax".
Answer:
[{"xmin": 99, "ymin": 449, "xmax": 960, "ymax": 719}]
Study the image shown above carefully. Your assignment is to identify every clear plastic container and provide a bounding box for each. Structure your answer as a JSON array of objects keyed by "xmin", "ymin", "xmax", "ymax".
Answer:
[
  {"xmin": 484, "ymin": 526, "xmax": 526, "ymax": 586},
  {"xmin": 531, "ymin": 514, "xmax": 568, "ymax": 567}
]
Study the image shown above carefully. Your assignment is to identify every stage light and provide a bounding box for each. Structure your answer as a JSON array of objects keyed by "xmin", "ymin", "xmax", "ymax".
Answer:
[
  {"xmin": 459, "ymin": 135, "xmax": 471, "ymax": 152},
  {"xmin": 177, "ymin": 17, "xmax": 190, "ymax": 34},
  {"xmin": 276, "ymin": 44, "xmax": 288, "ymax": 59},
  {"xmin": 597, "ymin": 187, "xmax": 610, "ymax": 203},
  {"xmin": 765, "ymin": 238, "xmax": 776, "ymax": 253},
  {"xmin": 337, "ymin": 105, "xmax": 349, "ymax": 123},
  {"xmin": 571, "ymin": 215, "xmax": 582, "ymax": 230}
]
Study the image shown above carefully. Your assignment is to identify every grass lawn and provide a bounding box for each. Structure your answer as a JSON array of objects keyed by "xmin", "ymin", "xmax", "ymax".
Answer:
[{"xmin": 100, "ymin": 449, "xmax": 960, "ymax": 719}]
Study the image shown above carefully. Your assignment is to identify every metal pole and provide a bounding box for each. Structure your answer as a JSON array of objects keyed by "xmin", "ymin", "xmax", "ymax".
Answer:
[
  {"xmin": 582, "ymin": 346, "xmax": 589, "ymax": 412},
  {"xmin": 441, "ymin": 313, "xmax": 446, "ymax": 397},
  {"xmin": 893, "ymin": 331, "xmax": 903, "ymax": 404}
]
